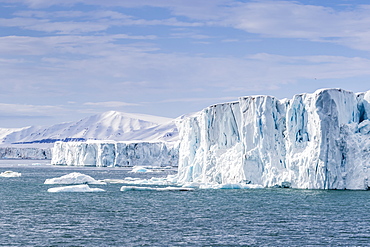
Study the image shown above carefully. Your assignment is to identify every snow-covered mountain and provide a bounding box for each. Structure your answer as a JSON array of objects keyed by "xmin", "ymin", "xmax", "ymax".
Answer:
[{"xmin": 0, "ymin": 111, "xmax": 178, "ymax": 145}]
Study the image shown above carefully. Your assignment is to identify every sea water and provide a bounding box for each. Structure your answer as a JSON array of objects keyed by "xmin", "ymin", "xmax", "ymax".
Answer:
[{"xmin": 0, "ymin": 160, "xmax": 370, "ymax": 246}]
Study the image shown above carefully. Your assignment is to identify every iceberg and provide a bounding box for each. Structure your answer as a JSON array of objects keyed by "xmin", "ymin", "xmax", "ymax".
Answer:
[
  {"xmin": 177, "ymin": 88, "xmax": 370, "ymax": 190},
  {"xmin": 51, "ymin": 141, "xmax": 178, "ymax": 167},
  {"xmin": 129, "ymin": 165, "xmax": 174, "ymax": 173},
  {"xmin": 120, "ymin": 186, "xmax": 194, "ymax": 191},
  {"xmin": 103, "ymin": 176, "xmax": 175, "ymax": 186},
  {"xmin": 0, "ymin": 171, "xmax": 21, "ymax": 177},
  {"xmin": 44, "ymin": 172, "xmax": 106, "ymax": 185},
  {"xmin": 47, "ymin": 184, "xmax": 105, "ymax": 193},
  {"xmin": 181, "ymin": 182, "xmax": 263, "ymax": 189}
]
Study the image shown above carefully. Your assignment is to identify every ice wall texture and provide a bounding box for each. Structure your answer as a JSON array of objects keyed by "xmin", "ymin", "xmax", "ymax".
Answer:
[
  {"xmin": 0, "ymin": 147, "xmax": 51, "ymax": 159},
  {"xmin": 177, "ymin": 89, "xmax": 370, "ymax": 189},
  {"xmin": 51, "ymin": 141, "xmax": 178, "ymax": 167}
]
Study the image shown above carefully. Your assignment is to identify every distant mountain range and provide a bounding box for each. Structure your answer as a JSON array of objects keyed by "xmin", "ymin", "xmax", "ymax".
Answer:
[{"xmin": 0, "ymin": 111, "xmax": 179, "ymax": 146}]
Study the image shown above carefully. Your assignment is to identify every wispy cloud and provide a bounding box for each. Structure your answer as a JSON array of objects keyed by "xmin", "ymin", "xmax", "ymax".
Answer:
[
  {"xmin": 159, "ymin": 96, "xmax": 238, "ymax": 104},
  {"xmin": 7, "ymin": 0, "xmax": 370, "ymax": 51},
  {"xmin": 84, "ymin": 101, "xmax": 139, "ymax": 108},
  {"xmin": 0, "ymin": 103, "xmax": 67, "ymax": 116}
]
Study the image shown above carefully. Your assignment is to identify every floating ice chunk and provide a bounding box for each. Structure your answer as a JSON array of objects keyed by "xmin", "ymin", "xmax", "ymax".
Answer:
[
  {"xmin": 120, "ymin": 186, "xmax": 194, "ymax": 191},
  {"xmin": 0, "ymin": 171, "xmax": 21, "ymax": 177},
  {"xmin": 103, "ymin": 176, "xmax": 175, "ymax": 186},
  {"xmin": 102, "ymin": 179, "xmax": 128, "ymax": 184},
  {"xmin": 47, "ymin": 184, "xmax": 105, "ymax": 193},
  {"xmin": 129, "ymin": 166, "xmax": 175, "ymax": 173},
  {"xmin": 130, "ymin": 166, "xmax": 149, "ymax": 173},
  {"xmin": 197, "ymin": 183, "xmax": 263, "ymax": 189},
  {"xmin": 44, "ymin": 172, "xmax": 106, "ymax": 185}
]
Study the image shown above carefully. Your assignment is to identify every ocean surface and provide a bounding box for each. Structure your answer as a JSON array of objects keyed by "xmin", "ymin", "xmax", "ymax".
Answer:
[{"xmin": 0, "ymin": 160, "xmax": 370, "ymax": 246}]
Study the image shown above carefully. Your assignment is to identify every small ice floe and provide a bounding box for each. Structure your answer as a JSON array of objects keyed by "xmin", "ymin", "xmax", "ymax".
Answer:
[
  {"xmin": 120, "ymin": 186, "xmax": 194, "ymax": 192},
  {"xmin": 0, "ymin": 171, "xmax": 21, "ymax": 177},
  {"xmin": 47, "ymin": 184, "xmax": 105, "ymax": 193},
  {"xmin": 129, "ymin": 166, "xmax": 174, "ymax": 173},
  {"xmin": 44, "ymin": 172, "xmax": 106, "ymax": 185},
  {"xmin": 103, "ymin": 176, "xmax": 175, "ymax": 186},
  {"xmin": 130, "ymin": 166, "xmax": 149, "ymax": 173},
  {"xmin": 181, "ymin": 182, "xmax": 263, "ymax": 189}
]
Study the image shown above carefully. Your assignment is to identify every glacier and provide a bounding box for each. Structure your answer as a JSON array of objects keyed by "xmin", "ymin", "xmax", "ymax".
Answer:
[
  {"xmin": 0, "ymin": 146, "xmax": 51, "ymax": 159},
  {"xmin": 177, "ymin": 88, "xmax": 370, "ymax": 190},
  {"xmin": 51, "ymin": 141, "xmax": 179, "ymax": 167}
]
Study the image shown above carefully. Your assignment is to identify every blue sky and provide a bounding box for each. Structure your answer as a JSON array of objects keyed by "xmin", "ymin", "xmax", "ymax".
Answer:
[{"xmin": 1, "ymin": 0, "xmax": 370, "ymax": 127}]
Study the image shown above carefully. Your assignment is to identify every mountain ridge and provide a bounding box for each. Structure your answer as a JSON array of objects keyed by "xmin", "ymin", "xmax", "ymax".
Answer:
[{"xmin": 0, "ymin": 111, "xmax": 178, "ymax": 146}]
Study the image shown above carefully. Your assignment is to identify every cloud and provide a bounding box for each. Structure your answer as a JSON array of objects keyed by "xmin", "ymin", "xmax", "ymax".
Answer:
[
  {"xmin": 6, "ymin": 0, "xmax": 370, "ymax": 51},
  {"xmin": 1, "ymin": 31, "xmax": 370, "ymax": 99},
  {"xmin": 0, "ymin": 35, "xmax": 158, "ymax": 56},
  {"xmin": 0, "ymin": 103, "xmax": 67, "ymax": 116},
  {"xmin": 83, "ymin": 101, "xmax": 139, "ymax": 108},
  {"xmin": 1, "ymin": 8, "xmax": 203, "ymax": 35},
  {"xmin": 216, "ymin": 1, "xmax": 370, "ymax": 52},
  {"xmin": 159, "ymin": 96, "xmax": 238, "ymax": 104}
]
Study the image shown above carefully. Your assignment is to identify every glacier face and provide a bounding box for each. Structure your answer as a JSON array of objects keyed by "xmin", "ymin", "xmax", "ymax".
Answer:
[
  {"xmin": 51, "ymin": 141, "xmax": 178, "ymax": 167},
  {"xmin": 177, "ymin": 89, "xmax": 370, "ymax": 190},
  {"xmin": 0, "ymin": 147, "xmax": 51, "ymax": 159}
]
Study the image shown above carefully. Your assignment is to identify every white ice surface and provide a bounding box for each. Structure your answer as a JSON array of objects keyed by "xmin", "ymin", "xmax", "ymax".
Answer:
[
  {"xmin": 129, "ymin": 165, "xmax": 173, "ymax": 173},
  {"xmin": 47, "ymin": 184, "xmax": 105, "ymax": 193},
  {"xmin": 0, "ymin": 146, "xmax": 51, "ymax": 159},
  {"xmin": 51, "ymin": 141, "xmax": 178, "ymax": 167},
  {"xmin": 0, "ymin": 171, "xmax": 21, "ymax": 177},
  {"xmin": 177, "ymin": 88, "xmax": 370, "ymax": 190},
  {"xmin": 120, "ymin": 186, "xmax": 194, "ymax": 191},
  {"xmin": 44, "ymin": 172, "xmax": 106, "ymax": 185}
]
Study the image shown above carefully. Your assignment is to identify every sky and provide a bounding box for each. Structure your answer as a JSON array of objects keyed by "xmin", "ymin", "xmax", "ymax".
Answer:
[{"xmin": 1, "ymin": 0, "xmax": 370, "ymax": 127}]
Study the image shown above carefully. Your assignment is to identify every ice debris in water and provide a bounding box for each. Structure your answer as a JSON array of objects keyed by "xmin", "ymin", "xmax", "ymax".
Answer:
[
  {"xmin": 120, "ymin": 186, "xmax": 194, "ymax": 191},
  {"xmin": 0, "ymin": 171, "xmax": 21, "ymax": 177},
  {"xmin": 47, "ymin": 184, "xmax": 105, "ymax": 193},
  {"xmin": 44, "ymin": 172, "xmax": 106, "ymax": 185},
  {"xmin": 129, "ymin": 165, "xmax": 173, "ymax": 173},
  {"xmin": 181, "ymin": 182, "xmax": 263, "ymax": 189},
  {"xmin": 103, "ymin": 175, "xmax": 178, "ymax": 186}
]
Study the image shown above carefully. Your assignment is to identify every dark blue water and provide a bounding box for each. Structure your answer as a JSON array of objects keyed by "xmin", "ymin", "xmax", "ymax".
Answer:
[{"xmin": 0, "ymin": 161, "xmax": 370, "ymax": 246}]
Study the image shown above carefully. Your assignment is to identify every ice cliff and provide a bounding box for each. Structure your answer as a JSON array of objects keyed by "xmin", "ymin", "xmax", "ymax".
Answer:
[
  {"xmin": 51, "ymin": 141, "xmax": 178, "ymax": 167},
  {"xmin": 0, "ymin": 147, "xmax": 51, "ymax": 159},
  {"xmin": 177, "ymin": 89, "xmax": 370, "ymax": 190}
]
